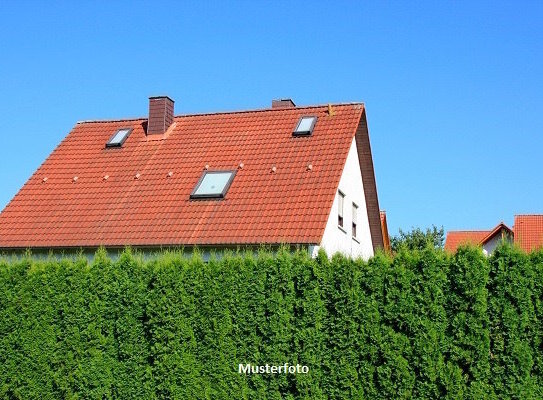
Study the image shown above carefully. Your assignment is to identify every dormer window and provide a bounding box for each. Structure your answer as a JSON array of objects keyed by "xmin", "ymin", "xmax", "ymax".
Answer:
[
  {"xmin": 190, "ymin": 170, "xmax": 236, "ymax": 199},
  {"xmin": 293, "ymin": 116, "xmax": 317, "ymax": 136},
  {"xmin": 106, "ymin": 128, "xmax": 132, "ymax": 148}
]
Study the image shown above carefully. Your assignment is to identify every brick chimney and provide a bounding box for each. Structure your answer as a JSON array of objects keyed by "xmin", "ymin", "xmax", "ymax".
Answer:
[
  {"xmin": 272, "ymin": 98, "xmax": 296, "ymax": 109},
  {"xmin": 148, "ymin": 96, "xmax": 174, "ymax": 135}
]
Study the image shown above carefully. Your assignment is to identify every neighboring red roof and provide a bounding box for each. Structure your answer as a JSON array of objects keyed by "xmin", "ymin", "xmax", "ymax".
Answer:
[
  {"xmin": 479, "ymin": 222, "xmax": 512, "ymax": 245},
  {"xmin": 444, "ymin": 231, "xmax": 490, "ymax": 252},
  {"xmin": 445, "ymin": 222, "xmax": 513, "ymax": 253},
  {"xmin": 0, "ymin": 103, "xmax": 380, "ymax": 249},
  {"xmin": 514, "ymin": 215, "xmax": 543, "ymax": 252}
]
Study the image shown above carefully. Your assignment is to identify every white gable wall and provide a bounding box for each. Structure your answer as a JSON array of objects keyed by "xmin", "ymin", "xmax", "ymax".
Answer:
[
  {"xmin": 312, "ymin": 137, "xmax": 374, "ymax": 259},
  {"xmin": 482, "ymin": 234, "xmax": 502, "ymax": 256},
  {"xmin": 482, "ymin": 230, "xmax": 513, "ymax": 256}
]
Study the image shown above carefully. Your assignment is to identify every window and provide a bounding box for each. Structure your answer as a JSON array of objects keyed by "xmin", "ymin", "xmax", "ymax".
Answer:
[
  {"xmin": 338, "ymin": 191, "xmax": 344, "ymax": 228},
  {"xmin": 190, "ymin": 171, "xmax": 236, "ymax": 199},
  {"xmin": 293, "ymin": 116, "xmax": 317, "ymax": 136},
  {"xmin": 352, "ymin": 203, "xmax": 358, "ymax": 238},
  {"xmin": 106, "ymin": 128, "xmax": 132, "ymax": 147}
]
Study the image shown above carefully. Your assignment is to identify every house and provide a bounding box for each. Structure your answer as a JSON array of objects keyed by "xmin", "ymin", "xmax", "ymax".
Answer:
[
  {"xmin": 445, "ymin": 215, "xmax": 543, "ymax": 254},
  {"xmin": 444, "ymin": 222, "xmax": 512, "ymax": 255},
  {"xmin": 0, "ymin": 96, "xmax": 387, "ymax": 259}
]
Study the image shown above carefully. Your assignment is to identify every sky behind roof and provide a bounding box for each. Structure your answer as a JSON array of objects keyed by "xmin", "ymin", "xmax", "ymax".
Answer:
[{"xmin": 1, "ymin": 1, "xmax": 542, "ymax": 235}]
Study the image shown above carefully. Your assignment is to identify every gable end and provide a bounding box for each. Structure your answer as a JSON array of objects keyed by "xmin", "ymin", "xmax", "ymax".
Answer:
[{"xmin": 355, "ymin": 109, "xmax": 384, "ymax": 251}]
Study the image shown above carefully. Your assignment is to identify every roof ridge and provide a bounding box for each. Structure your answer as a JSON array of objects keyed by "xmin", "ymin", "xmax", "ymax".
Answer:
[
  {"xmin": 180, "ymin": 102, "xmax": 364, "ymax": 118},
  {"xmin": 448, "ymin": 230, "xmax": 491, "ymax": 233},
  {"xmin": 77, "ymin": 117, "xmax": 145, "ymax": 124},
  {"xmin": 76, "ymin": 102, "xmax": 365, "ymax": 124}
]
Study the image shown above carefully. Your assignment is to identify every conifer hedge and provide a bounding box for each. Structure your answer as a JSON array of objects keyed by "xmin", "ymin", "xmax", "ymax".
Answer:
[{"xmin": 1, "ymin": 245, "xmax": 542, "ymax": 399}]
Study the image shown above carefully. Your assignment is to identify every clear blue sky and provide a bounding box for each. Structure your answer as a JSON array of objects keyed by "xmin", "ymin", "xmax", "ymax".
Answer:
[{"xmin": 1, "ymin": 1, "xmax": 542, "ymax": 235}]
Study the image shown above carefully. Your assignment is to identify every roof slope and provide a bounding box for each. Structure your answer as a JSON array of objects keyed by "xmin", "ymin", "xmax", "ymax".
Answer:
[
  {"xmin": 0, "ymin": 103, "xmax": 373, "ymax": 248},
  {"xmin": 514, "ymin": 215, "xmax": 543, "ymax": 252},
  {"xmin": 444, "ymin": 230, "xmax": 490, "ymax": 252}
]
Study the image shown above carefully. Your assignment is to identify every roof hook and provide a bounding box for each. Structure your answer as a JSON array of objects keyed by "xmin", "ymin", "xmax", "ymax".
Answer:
[{"xmin": 327, "ymin": 103, "xmax": 335, "ymax": 116}]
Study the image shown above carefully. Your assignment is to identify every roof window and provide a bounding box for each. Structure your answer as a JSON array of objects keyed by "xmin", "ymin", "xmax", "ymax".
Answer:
[
  {"xmin": 190, "ymin": 170, "xmax": 236, "ymax": 199},
  {"xmin": 293, "ymin": 116, "xmax": 317, "ymax": 136},
  {"xmin": 106, "ymin": 128, "xmax": 132, "ymax": 148}
]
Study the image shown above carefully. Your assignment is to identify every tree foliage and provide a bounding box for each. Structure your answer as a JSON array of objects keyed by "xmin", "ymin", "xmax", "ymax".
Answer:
[{"xmin": 390, "ymin": 225, "xmax": 445, "ymax": 252}]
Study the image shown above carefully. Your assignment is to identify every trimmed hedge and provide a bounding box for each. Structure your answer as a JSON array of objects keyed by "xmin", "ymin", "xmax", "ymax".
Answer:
[{"xmin": 1, "ymin": 245, "xmax": 542, "ymax": 399}]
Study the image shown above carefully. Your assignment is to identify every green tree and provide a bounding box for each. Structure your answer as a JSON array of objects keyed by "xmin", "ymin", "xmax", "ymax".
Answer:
[{"xmin": 390, "ymin": 225, "xmax": 444, "ymax": 252}]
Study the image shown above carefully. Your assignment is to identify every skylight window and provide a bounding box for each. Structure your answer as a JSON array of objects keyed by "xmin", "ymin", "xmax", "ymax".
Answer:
[
  {"xmin": 190, "ymin": 171, "xmax": 236, "ymax": 199},
  {"xmin": 106, "ymin": 128, "xmax": 132, "ymax": 148},
  {"xmin": 293, "ymin": 116, "xmax": 317, "ymax": 136}
]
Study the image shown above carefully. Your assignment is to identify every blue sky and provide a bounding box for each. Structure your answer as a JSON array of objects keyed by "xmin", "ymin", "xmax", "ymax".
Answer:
[{"xmin": 1, "ymin": 1, "xmax": 542, "ymax": 235}]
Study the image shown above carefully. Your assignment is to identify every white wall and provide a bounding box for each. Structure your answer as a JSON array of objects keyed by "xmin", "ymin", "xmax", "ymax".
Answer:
[
  {"xmin": 482, "ymin": 230, "xmax": 512, "ymax": 256},
  {"xmin": 312, "ymin": 138, "xmax": 374, "ymax": 259}
]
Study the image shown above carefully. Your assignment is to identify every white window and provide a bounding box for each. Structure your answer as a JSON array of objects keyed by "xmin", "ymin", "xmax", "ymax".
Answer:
[
  {"xmin": 338, "ymin": 191, "xmax": 345, "ymax": 228},
  {"xmin": 352, "ymin": 203, "xmax": 358, "ymax": 238}
]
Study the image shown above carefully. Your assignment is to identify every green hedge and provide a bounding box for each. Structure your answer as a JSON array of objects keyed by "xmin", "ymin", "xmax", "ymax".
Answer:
[{"xmin": 1, "ymin": 245, "xmax": 542, "ymax": 399}]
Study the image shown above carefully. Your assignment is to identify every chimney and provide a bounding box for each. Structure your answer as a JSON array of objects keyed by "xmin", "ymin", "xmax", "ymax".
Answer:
[
  {"xmin": 148, "ymin": 96, "xmax": 174, "ymax": 135},
  {"xmin": 272, "ymin": 98, "xmax": 296, "ymax": 109}
]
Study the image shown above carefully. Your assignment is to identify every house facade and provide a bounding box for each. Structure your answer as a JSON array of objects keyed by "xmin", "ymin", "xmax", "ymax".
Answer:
[{"xmin": 0, "ymin": 97, "xmax": 386, "ymax": 259}]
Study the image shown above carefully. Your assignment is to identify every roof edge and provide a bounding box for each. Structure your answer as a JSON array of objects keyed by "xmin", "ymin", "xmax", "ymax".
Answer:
[
  {"xmin": 0, "ymin": 242, "xmax": 321, "ymax": 251},
  {"xmin": 354, "ymin": 107, "xmax": 384, "ymax": 251},
  {"xmin": 447, "ymin": 230, "xmax": 492, "ymax": 233}
]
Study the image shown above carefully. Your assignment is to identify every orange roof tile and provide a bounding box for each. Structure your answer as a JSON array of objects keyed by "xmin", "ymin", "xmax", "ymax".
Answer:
[
  {"xmin": 514, "ymin": 215, "xmax": 543, "ymax": 252},
  {"xmin": 444, "ymin": 231, "xmax": 490, "ymax": 252},
  {"xmin": 0, "ymin": 103, "xmax": 377, "ymax": 249}
]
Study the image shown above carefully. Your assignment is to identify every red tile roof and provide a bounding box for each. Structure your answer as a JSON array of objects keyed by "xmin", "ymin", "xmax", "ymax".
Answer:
[
  {"xmin": 445, "ymin": 222, "xmax": 513, "ymax": 253},
  {"xmin": 0, "ymin": 103, "xmax": 379, "ymax": 249},
  {"xmin": 444, "ymin": 231, "xmax": 490, "ymax": 252},
  {"xmin": 514, "ymin": 215, "xmax": 543, "ymax": 252}
]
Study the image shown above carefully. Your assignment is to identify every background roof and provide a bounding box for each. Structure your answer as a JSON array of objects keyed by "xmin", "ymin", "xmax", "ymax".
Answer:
[{"xmin": 514, "ymin": 215, "xmax": 543, "ymax": 252}]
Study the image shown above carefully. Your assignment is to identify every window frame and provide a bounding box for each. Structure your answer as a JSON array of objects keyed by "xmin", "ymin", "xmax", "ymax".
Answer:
[
  {"xmin": 106, "ymin": 127, "xmax": 133, "ymax": 148},
  {"xmin": 190, "ymin": 170, "xmax": 236, "ymax": 200},
  {"xmin": 338, "ymin": 190, "xmax": 345, "ymax": 229},
  {"xmin": 352, "ymin": 202, "xmax": 358, "ymax": 239},
  {"xmin": 293, "ymin": 116, "xmax": 317, "ymax": 136}
]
